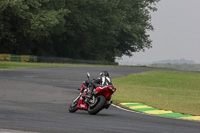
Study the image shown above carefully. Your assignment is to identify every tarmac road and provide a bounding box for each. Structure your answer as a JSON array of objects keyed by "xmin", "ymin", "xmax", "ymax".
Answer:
[{"xmin": 0, "ymin": 66, "xmax": 199, "ymax": 133}]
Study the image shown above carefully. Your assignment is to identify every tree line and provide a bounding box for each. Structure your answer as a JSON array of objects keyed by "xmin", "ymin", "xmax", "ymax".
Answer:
[
  {"xmin": 0, "ymin": 0, "xmax": 159, "ymax": 62},
  {"xmin": 149, "ymin": 63, "xmax": 200, "ymax": 72}
]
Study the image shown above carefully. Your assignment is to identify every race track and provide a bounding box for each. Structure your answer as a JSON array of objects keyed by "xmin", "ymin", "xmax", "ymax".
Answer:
[{"xmin": 0, "ymin": 66, "xmax": 199, "ymax": 133}]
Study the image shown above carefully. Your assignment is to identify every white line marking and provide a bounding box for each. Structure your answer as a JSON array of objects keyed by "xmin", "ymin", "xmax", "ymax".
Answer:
[{"xmin": 0, "ymin": 129, "xmax": 39, "ymax": 133}]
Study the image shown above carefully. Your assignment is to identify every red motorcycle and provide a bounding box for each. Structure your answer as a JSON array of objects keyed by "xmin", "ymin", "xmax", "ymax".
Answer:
[{"xmin": 69, "ymin": 73, "xmax": 116, "ymax": 115}]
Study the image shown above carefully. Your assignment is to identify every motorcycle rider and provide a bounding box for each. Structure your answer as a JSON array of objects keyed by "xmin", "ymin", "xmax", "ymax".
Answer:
[{"xmin": 85, "ymin": 71, "xmax": 112, "ymax": 99}]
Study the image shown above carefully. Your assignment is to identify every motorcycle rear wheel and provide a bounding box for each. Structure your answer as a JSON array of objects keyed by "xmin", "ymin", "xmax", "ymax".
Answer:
[
  {"xmin": 69, "ymin": 96, "xmax": 79, "ymax": 113},
  {"xmin": 88, "ymin": 95, "xmax": 106, "ymax": 115}
]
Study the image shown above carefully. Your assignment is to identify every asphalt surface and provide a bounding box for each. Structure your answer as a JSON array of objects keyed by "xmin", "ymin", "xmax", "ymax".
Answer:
[{"xmin": 0, "ymin": 66, "xmax": 199, "ymax": 133}]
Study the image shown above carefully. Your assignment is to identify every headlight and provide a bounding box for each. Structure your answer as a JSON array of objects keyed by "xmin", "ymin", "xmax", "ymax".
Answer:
[{"xmin": 112, "ymin": 88, "xmax": 116, "ymax": 92}]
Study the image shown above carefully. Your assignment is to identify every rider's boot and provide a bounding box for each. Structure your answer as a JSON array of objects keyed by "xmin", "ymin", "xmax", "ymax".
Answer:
[
  {"xmin": 82, "ymin": 92, "xmax": 92, "ymax": 103},
  {"xmin": 84, "ymin": 84, "xmax": 93, "ymax": 99},
  {"xmin": 85, "ymin": 92, "xmax": 92, "ymax": 99}
]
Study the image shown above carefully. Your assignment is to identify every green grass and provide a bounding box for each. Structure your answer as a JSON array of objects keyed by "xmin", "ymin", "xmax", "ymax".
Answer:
[
  {"xmin": 112, "ymin": 71, "xmax": 200, "ymax": 116},
  {"xmin": 0, "ymin": 61, "xmax": 159, "ymax": 70},
  {"xmin": 0, "ymin": 61, "xmax": 118, "ymax": 70}
]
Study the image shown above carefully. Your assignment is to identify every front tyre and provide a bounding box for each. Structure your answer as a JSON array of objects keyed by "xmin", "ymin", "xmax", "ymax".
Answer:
[
  {"xmin": 69, "ymin": 96, "xmax": 79, "ymax": 113},
  {"xmin": 88, "ymin": 95, "xmax": 106, "ymax": 115}
]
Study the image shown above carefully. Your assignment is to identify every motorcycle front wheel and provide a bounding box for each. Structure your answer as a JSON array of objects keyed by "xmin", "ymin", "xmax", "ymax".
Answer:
[
  {"xmin": 69, "ymin": 95, "xmax": 79, "ymax": 113},
  {"xmin": 88, "ymin": 95, "xmax": 106, "ymax": 115}
]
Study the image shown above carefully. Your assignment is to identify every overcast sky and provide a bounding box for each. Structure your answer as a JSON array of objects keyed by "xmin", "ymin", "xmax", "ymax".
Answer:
[{"xmin": 117, "ymin": 0, "xmax": 200, "ymax": 65}]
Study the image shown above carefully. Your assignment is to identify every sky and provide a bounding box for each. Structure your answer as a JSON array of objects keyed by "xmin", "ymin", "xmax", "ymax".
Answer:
[{"xmin": 116, "ymin": 0, "xmax": 200, "ymax": 65}]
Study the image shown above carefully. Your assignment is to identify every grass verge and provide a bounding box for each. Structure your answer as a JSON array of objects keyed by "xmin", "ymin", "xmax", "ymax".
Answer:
[
  {"xmin": 0, "ymin": 61, "xmax": 118, "ymax": 70},
  {"xmin": 112, "ymin": 71, "xmax": 200, "ymax": 116}
]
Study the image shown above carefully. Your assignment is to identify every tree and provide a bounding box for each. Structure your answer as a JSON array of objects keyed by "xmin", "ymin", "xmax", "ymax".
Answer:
[
  {"xmin": 0, "ymin": 0, "xmax": 69, "ymax": 55},
  {"xmin": 62, "ymin": 0, "xmax": 159, "ymax": 61},
  {"xmin": 62, "ymin": 0, "xmax": 122, "ymax": 61},
  {"xmin": 116, "ymin": 0, "xmax": 159, "ymax": 58},
  {"xmin": 0, "ymin": 0, "xmax": 160, "ymax": 62}
]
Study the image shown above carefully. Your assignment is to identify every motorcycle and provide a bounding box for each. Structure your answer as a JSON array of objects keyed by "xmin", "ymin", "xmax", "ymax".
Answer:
[{"xmin": 69, "ymin": 73, "xmax": 116, "ymax": 115}]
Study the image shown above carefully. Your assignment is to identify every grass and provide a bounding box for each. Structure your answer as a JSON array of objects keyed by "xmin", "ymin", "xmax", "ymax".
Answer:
[
  {"xmin": 112, "ymin": 71, "xmax": 200, "ymax": 116},
  {"xmin": 0, "ymin": 61, "xmax": 158, "ymax": 70},
  {"xmin": 0, "ymin": 61, "xmax": 118, "ymax": 70}
]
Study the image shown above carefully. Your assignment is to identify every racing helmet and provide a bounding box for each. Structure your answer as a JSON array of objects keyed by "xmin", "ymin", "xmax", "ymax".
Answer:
[{"xmin": 100, "ymin": 71, "xmax": 109, "ymax": 77}]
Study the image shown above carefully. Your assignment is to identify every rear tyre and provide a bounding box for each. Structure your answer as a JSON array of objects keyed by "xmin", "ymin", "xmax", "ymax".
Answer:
[
  {"xmin": 69, "ymin": 96, "xmax": 79, "ymax": 113},
  {"xmin": 88, "ymin": 95, "xmax": 106, "ymax": 115}
]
